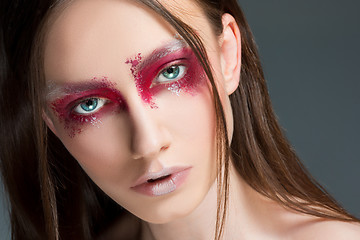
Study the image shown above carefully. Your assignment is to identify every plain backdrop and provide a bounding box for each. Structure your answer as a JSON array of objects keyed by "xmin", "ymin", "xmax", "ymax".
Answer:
[
  {"xmin": 239, "ymin": 0, "xmax": 360, "ymax": 217},
  {"xmin": 0, "ymin": 0, "xmax": 359, "ymax": 238}
]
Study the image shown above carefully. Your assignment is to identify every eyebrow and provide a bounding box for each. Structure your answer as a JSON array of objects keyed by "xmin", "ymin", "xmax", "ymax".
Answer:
[
  {"xmin": 46, "ymin": 38, "xmax": 189, "ymax": 100},
  {"xmin": 46, "ymin": 79, "xmax": 114, "ymax": 101},
  {"xmin": 136, "ymin": 38, "xmax": 188, "ymax": 71}
]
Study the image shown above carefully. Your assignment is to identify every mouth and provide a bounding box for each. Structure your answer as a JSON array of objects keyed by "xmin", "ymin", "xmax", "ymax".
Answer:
[
  {"xmin": 147, "ymin": 174, "xmax": 171, "ymax": 183},
  {"xmin": 131, "ymin": 167, "xmax": 191, "ymax": 197}
]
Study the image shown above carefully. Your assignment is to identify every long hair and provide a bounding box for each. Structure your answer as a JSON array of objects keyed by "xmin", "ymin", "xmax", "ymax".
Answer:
[{"xmin": 0, "ymin": 0, "xmax": 358, "ymax": 239}]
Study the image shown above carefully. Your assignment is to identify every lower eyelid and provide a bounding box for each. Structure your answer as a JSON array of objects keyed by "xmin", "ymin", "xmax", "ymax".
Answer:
[
  {"xmin": 72, "ymin": 98, "xmax": 107, "ymax": 115},
  {"xmin": 155, "ymin": 64, "xmax": 187, "ymax": 83}
]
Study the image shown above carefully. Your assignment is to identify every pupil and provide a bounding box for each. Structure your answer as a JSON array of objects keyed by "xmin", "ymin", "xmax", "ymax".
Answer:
[
  {"xmin": 86, "ymin": 99, "xmax": 93, "ymax": 106},
  {"xmin": 167, "ymin": 67, "xmax": 175, "ymax": 74},
  {"xmin": 81, "ymin": 98, "xmax": 97, "ymax": 111},
  {"xmin": 164, "ymin": 66, "xmax": 179, "ymax": 79}
]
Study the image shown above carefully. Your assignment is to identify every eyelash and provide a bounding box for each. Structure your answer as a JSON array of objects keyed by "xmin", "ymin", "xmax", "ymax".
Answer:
[
  {"xmin": 72, "ymin": 97, "xmax": 108, "ymax": 115},
  {"xmin": 65, "ymin": 60, "xmax": 190, "ymax": 126},
  {"xmin": 155, "ymin": 64, "xmax": 187, "ymax": 83},
  {"xmin": 149, "ymin": 59, "xmax": 188, "ymax": 89}
]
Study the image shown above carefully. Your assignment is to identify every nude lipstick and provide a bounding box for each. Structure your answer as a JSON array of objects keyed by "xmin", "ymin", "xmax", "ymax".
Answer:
[{"xmin": 131, "ymin": 167, "xmax": 191, "ymax": 197}]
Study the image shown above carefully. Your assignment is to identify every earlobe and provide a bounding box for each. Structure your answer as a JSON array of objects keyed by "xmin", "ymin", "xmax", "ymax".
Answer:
[
  {"xmin": 42, "ymin": 110, "xmax": 58, "ymax": 137},
  {"xmin": 219, "ymin": 13, "xmax": 241, "ymax": 95}
]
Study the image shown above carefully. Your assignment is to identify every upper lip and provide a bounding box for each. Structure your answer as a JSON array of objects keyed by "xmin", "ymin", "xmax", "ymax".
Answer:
[{"xmin": 131, "ymin": 166, "xmax": 192, "ymax": 187}]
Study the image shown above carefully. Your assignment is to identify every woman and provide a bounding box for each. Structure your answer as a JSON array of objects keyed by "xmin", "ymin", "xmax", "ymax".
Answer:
[{"xmin": 0, "ymin": 0, "xmax": 359, "ymax": 239}]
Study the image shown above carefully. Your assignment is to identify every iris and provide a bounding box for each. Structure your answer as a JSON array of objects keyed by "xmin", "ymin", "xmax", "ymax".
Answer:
[
  {"xmin": 80, "ymin": 98, "xmax": 98, "ymax": 112},
  {"xmin": 162, "ymin": 66, "xmax": 180, "ymax": 79}
]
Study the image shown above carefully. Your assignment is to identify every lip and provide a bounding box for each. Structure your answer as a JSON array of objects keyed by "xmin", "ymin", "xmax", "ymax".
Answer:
[{"xmin": 131, "ymin": 166, "xmax": 192, "ymax": 197}]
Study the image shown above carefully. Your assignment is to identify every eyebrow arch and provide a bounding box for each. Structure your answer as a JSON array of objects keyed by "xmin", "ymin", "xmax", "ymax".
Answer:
[
  {"xmin": 46, "ymin": 39, "xmax": 189, "ymax": 100},
  {"xmin": 136, "ymin": 38, "xmax": 188, "ymax": 71},
  {"xmin": 46, "ymin": 79, "xmax": 115, "ymax": 101}
]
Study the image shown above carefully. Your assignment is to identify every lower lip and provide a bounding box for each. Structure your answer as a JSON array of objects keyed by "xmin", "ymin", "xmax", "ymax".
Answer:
[{"xmin": 131, "ymin": 168, "xmax": 191, "ymax": 197}]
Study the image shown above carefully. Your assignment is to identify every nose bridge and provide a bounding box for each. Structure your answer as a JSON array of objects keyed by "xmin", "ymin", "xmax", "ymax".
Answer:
[{"xmin": 129, "ymin": 101, "xmax": 169, "ymax": 159}]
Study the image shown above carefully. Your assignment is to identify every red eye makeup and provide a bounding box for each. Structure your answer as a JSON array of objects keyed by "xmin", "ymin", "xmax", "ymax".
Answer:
[
  {"xmin": 125, "ymin": 40, "xmax": 206, "ymax": 107},
  {"xmin": 48, "ymin": 77, "xmax": 127, "ymax": 137},
  {"xmin": 48, "ymin": 40, "xmax": 206, "ymax": 137}
]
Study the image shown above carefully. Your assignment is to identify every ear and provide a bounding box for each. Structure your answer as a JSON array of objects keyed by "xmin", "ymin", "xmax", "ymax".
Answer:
[
  {"xmin": 42, "ymin": 110, "xmax": 59, "ymax": 137},
  {"xmin": 219, "ymin": 13, "xmax": 241, "ymax": 95}
]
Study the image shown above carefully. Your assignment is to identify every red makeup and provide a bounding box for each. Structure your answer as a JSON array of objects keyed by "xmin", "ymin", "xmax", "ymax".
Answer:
[
  {"xmin": 49, "ymin": 77, "xmax": 126, "ymax": 137},
  {"xmin": 49, "ymin": 41, "xmax": 206, "ymax": 137},
  {"xmin": 125, "ymin": 42, "xmax": 206, "ymax": 107}
]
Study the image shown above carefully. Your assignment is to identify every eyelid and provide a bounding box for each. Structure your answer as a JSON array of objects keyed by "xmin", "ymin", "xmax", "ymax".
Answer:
[
  {"xmin": 66, "ymin": 94, "xmax": 113, "ymax": 117},
  {"xmin": 68, "ymin": 95, "xmax": 101, "ymax": 111},
  {"xmin": 142, "ymin": 54, "xmax": 186, "ymax": 74},
  {"xmin": 73, "ymin": 97, "xmax": 108, "ymax": 115},
  {"xmin": 153, "ymin": 59, "xmax": 188, "ymax": 80},
  {"xmin": 158, "ymin": 58, "xmax": 187, "ymax": 70},
  {"xmin": 158, "ymin": 65, "xmax": 186, "ymax": 83}
]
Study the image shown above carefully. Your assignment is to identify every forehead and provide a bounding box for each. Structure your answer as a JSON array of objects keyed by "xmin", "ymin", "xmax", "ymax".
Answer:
[{"xmin": 43, "ymin": 0, "xmax": 209, "ymax": 84}]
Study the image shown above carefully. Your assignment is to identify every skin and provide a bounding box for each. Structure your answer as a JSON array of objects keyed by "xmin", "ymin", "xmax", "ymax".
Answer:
[
  {"xmin": 43, "ymin": 0, "xmax": 360, "ymax": 239},
  {"xmin": 44, "ymin": 0, "xmax": 222, "ymax": 226}
]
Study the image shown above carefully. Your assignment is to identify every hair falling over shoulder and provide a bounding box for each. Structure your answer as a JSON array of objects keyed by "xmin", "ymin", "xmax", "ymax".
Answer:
[{"xmin": 0, "ymin": 0, "xmax": 359, "ymax": 239}]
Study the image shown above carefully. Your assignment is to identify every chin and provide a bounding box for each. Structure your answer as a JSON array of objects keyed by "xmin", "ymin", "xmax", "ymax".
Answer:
[
  {"xmin": 132, "ymin": 200, "xmax": 194, "ymax": 224},
  {"xmin": 117, "ymin": 170, "xmax": 217, "ymax": 225},
  {"xmin": 128, "ymin": 190, "xmax": 207, "ymax": 225},
  {"xmin": 141, "ymin": 208, "xmax": 192, "ymax": 225}
]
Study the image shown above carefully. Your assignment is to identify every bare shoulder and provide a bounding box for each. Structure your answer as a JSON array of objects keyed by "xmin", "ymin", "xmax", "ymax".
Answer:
[
  {"xmin": 290, "ymin": 219, "xmax": 360, "ymax": 240},
  {"xmin": 251, "ymin": 193, "xmax": 360, "ymax": 240}
]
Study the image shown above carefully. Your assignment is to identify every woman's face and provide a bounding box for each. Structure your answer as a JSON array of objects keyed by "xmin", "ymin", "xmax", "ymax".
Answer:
[{"xmin": 44, "ymin": 0, "xmax": 233, "ymax": 223}]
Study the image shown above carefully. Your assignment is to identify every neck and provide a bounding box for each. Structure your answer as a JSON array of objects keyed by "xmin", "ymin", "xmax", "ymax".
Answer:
[{"xmin": 140, "ymin": 163, "xmax": 275, "ymax": 240}]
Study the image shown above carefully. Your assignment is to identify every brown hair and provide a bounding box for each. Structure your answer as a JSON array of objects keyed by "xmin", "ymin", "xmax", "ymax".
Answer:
[{"xmin": 0, "ymin": 0, "xmax": 358, "ymax": 239}]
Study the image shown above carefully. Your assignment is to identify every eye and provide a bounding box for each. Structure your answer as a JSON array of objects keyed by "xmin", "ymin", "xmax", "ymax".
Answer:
[
  {"xmin": 73, "ymin": 98, "xmax": 107, "ymax": 114},
  {"xmin": 156, "ymin": 65, "xmax": 186, "ymax": 84}
]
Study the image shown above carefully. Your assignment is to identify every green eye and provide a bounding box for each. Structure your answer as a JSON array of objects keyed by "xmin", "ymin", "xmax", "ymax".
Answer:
[
  {"xmin": 74, "ymin": 98, "xmax": 106, "ymax": 114},
  {"xmin": 162, "ymin": 66, "xmax": 180, "ymax": 79},
  {"xmin": 80, "ymin": 98, "xmax": 98, "ymax": 112},
  {"xmin": 156, "ymin": 65, "xmax": 186, "ymax": 84}
]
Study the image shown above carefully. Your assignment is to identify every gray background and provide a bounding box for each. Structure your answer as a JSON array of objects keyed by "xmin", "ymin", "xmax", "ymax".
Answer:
[
  {"xmin": 0, "ymin": 0, "xmax": 359, "ymax": 238},
  {"xmin": 239, "ymin": 0, "xmax": 360, "ymax": 217}
]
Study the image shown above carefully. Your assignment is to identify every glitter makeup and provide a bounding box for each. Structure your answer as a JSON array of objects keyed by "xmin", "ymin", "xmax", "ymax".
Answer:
[
  {"xmin": 125, "ymin": 39, "xmax": 206, "ymax": 106},
  {"xmin": 48, "ymin": 77, "xmax": 126, "ymax": 137},
  {"xmin": 49, "ymin": 40, "xmax": 206, "ymax": 137}
]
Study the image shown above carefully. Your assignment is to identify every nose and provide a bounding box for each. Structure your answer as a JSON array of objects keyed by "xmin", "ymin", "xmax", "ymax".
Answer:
[{"xmin": 128, "ymin": 101, "xmax": 171, "ymax": 160}]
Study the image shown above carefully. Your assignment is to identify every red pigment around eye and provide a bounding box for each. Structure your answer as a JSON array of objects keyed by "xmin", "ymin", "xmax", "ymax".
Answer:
[
  {"xmin": 50, "ymin": 77, "xmax": 127, "ymax": 137},
  {"xmin": 144, "ymin": 48, "xmax": 206, "ymax": 96},
  {"xmin": 125, "ymin": 53, "xmax": 156, "ymax": 107},
  {"xmin": 125, "ymin": 47, "xmax": 206, "ymax": 107}
]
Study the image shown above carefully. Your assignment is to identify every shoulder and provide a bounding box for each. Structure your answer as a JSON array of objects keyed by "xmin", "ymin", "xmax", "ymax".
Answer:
[
  {"xmin": 249, "ymin": 192, "xmax": 360, "ymax": 240},
  {"xmin": 289, "ymin": 219, "xmax": 360, "ymax": 240},
  {"xmin": 266, "ymin": 202, "xmax": 360, "ymax": 239}
]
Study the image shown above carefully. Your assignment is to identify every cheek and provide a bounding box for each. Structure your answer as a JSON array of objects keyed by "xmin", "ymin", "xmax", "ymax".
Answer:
[
  {"xmin": 51, "ymin": 79, "xmax": 217, "ymax": 209},
  {"xmin": 158, "ymin": 83, "xmax": 217, "ymax": 173},
  {"xmin": 53, "ymin": 115, "xmax": 135, "ymax": 186},
  {"xmin": 121, "ymin": 88, "xmax": 218, "ymax": 222}
]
